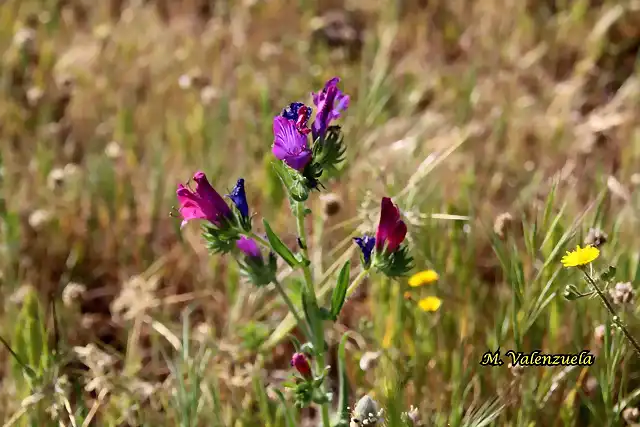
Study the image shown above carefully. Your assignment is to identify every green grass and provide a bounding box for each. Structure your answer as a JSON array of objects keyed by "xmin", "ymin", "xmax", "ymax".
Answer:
[{"xmin": 1, "ymin": 0, "xmax": 640, "ymax": 426}]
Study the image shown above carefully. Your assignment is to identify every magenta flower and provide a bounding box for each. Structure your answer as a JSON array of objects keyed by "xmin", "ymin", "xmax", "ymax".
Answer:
[
  {"xmin": 290, "ymin": 352, "xmax": 312, "ymax": 379},
  {"xmin": 272, "ymin": 116, "xmax": 313, "ymax": 171},
  {"xmin": 176, "ymin": 171, "xmax": 233, "ymax": 228},
  {"xmin": 236, "ymin": 236, "xmax": 261, "ymax": 259},
  {"xmin": 311, "ymin": 77, "xmax": 350, "ymax": 139},
  {"xmin": 375, "ymin": 197, "xmax": 407, "ymax": 253}
]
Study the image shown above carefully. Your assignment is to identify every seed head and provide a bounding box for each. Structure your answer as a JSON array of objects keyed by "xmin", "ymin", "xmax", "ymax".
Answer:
[
  {"xmin": 62, "ymin": 282, "xmax": 87, "ymax": 307},
  {"xmin": 351, "ymin": 395, "xmax": 383, "ymax": 425},
  {"xmin": 584, "ymin": 227, "xmax": 608, "ymax": 248},
  {"xmin": 105, "ymin": 141, "xmax": 122, "ymax": 159},
  {"xmin": 493, "ymin": 212, "xmax": 513, "ymax": 239},
  {"xmin": 609, "ymin": 282, "xmax": 635, "ymax": 306},
  {"xmin": 508, "ymin": 362, "xmax": 525, "ymax": 377},
  {"xmin": 26, "ymin": 86, "xmax": 44, "ymax": 107},
  {"xmin": 28, "ymin": 209, "xmax": 53, "ymax": 230},
  {"xmin": 594, "ymin": 324, "xmax": 607, "ymax": 346},
  {"xmin": 359, "ymin": 351, "xmax": 381, "ymax": 371},
  {"xmin": 47, "ymin": 168, "xmax": 66, "ymax": 190},
  {"xmin": 403, "ymin": 405, "xmax": 421, "ymax": 425},
  {"xmin": 321, "ymin": 193, "xmax": 342, "ymax": 217},
  {"xmin": 623, "ymin": 407, "xmax": 640, "ymax": 424}
]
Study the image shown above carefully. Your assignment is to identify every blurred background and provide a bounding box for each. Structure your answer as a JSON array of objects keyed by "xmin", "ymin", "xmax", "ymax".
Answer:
[{"xmin": 1, "ymin": 0, "xmax": 640, "ymax": 425}]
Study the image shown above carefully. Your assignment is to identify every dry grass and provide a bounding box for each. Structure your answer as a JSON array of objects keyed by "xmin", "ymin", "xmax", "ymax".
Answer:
[{"xmin": 1, "ymin": 0, "xmax": 640, "ymax": 425}]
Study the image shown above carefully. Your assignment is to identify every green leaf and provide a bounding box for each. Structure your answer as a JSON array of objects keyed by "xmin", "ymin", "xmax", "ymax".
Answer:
[
  {"xmin": 271, "ymin": 161, "xmax": 309, "ymax": 202},
  {"xmin": 274, "ymin": 389, "xmax": 297, "ymax": 427},
  {"xmin": 318, "ymin": 307, "xmax": 334, "ymax": 321},
  {"xmin": 334, "ymin": 332, "xmax": 352, "ymax": 427},
  {"xmin": 600, "ymin": 265, "xmax": 616, "ymax": 282},
  {"xmin": 263, "ymin": 219, "xmax": 299, "ymax": 268},
  {"xmin": 330, "ymin": 261, "xmax": 351, "ymax": 320}
]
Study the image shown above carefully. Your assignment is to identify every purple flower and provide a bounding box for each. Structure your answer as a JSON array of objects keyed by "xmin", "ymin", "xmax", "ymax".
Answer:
[
  {"xmin": 272, "ymin": 116, "xmax": 312, "ymax": 171},
  {"xmin": 354, "ymin": 235, "xmax": 376, "ymax": 266},
  {"xmin": 236, "ymin": 236, "xmax": 261, "ymax": 259},
  {"xmin": 375, "ymin": 197, "xmax": 407, "ymax": 253},
  {"xmin": 227, "ymin": 178, "xmax": 249, "ymax": 220},
  {"xmin": 311, "ymin": 77, "xmax": 350, "ymax": 139},
  {"xmin": 176, "ymin": 171, "xmax": 233, "ymax": 228}
]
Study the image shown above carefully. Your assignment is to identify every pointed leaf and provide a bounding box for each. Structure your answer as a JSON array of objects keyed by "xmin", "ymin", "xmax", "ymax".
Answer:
[
  {"xmin": 330, "ymin": 261, "xmax": 351, "ymax": 320},
  {"xmin": 335, "ymin": 332, "xmax": 352, "ymax": 427},
  {"xmin": 263, "ymin": 219, "xmax": 299, "ymax": 268}
]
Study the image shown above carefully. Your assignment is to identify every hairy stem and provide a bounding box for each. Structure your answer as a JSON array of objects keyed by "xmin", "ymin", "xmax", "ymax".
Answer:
[
  {"xmin": 582, "ymin": 268, "xmax": 640, "ymax": 357},
  {"xmin": 247, "ymin": 231, "xmax": 271, "ymax": 249},
  {"xmin": 346, "ymin": 269, "xmax": 370, "ymax": 299},
  {"xmin": 295, "ymin": 203, "xmax": 316, "ymax": 299},
  {"xmin": 294, "ymin": 201, "xmax": 330, "ymax": 427}
]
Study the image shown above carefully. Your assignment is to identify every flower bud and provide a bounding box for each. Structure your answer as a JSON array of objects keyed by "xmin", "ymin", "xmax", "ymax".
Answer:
[
  {"xmin": 563, "ymin": 284, "xmax": 583, "ymax": 301},
  {"xmin": 290, "ymin": 352, "xmax": 312, "ymax": 379}
]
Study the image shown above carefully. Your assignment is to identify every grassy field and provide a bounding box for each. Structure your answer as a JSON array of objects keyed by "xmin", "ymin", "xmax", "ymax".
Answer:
[{"xmin": 1, "ymin": 0, "xmax": 640, "ymax": 426}]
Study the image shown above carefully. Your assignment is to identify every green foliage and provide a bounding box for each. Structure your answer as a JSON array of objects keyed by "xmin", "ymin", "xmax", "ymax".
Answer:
[
  {"xmin": 373, "ymin": 244, "xmax": 414, "ymax": 277},
  {"xmin": 12, "ymin": 289, "xmax": 48, "ymax": 383},
  {"xmin": 201, "ymin": 222, "xmax": 240, "ymax": 255},
  {"xmin": 271, "ymin": 161, "xmax": 310, "ymax": 202},
  {"xmin": 263, "ymin": 219, "xmax": 299, "ymax": 268},
  {"xmin": 329, "ymin": 261, "xmax": 350, "ymax": 320}
]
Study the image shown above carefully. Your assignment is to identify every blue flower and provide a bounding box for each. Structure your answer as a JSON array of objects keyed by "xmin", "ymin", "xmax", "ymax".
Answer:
[
  {"xmin": 227, "ymin": 178, "xmax": 249, "ymax": 220},
  {"xmin": 354, "ymin": 234, "xmax": 376, "ymax": 267}
]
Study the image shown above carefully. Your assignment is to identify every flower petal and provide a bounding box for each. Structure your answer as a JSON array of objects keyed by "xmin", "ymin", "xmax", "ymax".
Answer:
[
  {"xmin": 375, "ymin": 197, "xmax": 406, "ymax": 252},
  {"xmin": 227, "ymin": 178, "xmax": 249, "ymax": 219},
  {"xmin": 418, "ymin": 296, "xmax": 442, "ymax": 312},
  {"xmin": 408, "ymin": 270, "xmax": 439, "ymax": 287},
  {"xmin": 237, "ymin": 236, "xmax": 261, "ymax": 258},
  {"xmin": 192, "ymin": 171, "xmax": 232, "ymax": 218},
  {"xmin": 272, "ymin": 116, "xmax": 311, "ymax": 171}
]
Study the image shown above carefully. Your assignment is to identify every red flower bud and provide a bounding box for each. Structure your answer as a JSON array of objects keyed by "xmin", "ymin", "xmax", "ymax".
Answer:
[{"xmin": 290, "ymin": 352, "xmax": 312, "ymax": 379}]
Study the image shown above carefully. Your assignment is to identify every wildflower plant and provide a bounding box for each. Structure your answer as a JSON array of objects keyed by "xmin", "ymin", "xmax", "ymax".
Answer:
[
  {"xmin": 561, "ymin": 244, "xmax": 640, "ymax": 357},
  {"xmin": 174, "ymin": 77, "xmax": 412, "ymax": 426}
]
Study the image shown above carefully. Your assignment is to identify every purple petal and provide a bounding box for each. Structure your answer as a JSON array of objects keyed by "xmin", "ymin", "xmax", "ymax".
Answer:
[
  {"xmin": 284, "ymin": 150, "xmax": 313, "ymax": 171},
  {"xmin": 192, "ymin": 171, "xmax": 232, "ymax": 219},
  {"xmin": 237, "ymin": 236, "xmax": 261, "ymax": 258},
  {"xmin": 272, "ymin": 116, "xmax": 312, "ymax": 171}
]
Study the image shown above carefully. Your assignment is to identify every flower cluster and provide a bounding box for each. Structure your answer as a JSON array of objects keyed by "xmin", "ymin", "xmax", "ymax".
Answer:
[
  {"xmin": 272, "ymin": 78, "xmax": 349, "ymax": 198},
  {"xmin": 405, "ymin": 269, "xmax": 442, "ymax": 312},
  {"xmin": 173, "ymin": 77, "xmax": 416, "ymax": 420},
  {"xmin": 354, "ymin": 197, "xmax": 413, "ymax": 276},
  {"xmin": 287, "ymin": 351, "xmax": 331, "ymax": 408}
]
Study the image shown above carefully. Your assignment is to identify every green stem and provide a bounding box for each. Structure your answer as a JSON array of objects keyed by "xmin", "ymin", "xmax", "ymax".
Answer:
[
  {"xmin": 295, "ymin": 203, "xmax": 315, "ymax": 299},
  {"xmin": 346, "ymin": 269, "xmax": 370, "ymax": 299},
  {"xmin": 247, "ymin": 231, "xmax": 271, "ymax": 249},
  {"xmin": 293, "ymin": 201, "xmax": 330, "ymax": 427},
  {"xmin": 272, "ymin": 279, "xmax": 312, "ymax": 341},
  {"xmin": 582, "ymin": 268, "xmax": 640, "ymax": 357}
]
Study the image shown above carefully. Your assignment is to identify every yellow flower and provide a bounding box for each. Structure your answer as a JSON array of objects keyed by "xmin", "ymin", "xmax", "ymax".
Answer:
[
  {"xmin": 561, "ymin": 245, "xmax": 600, "ymax": 267},
  {"xmin": 408, "ymin": 270, "xmax": 439, "ymax": 287},
  {"xmin": 418, "ymin": 296, "xmax": 442, "ymax": 312}
]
